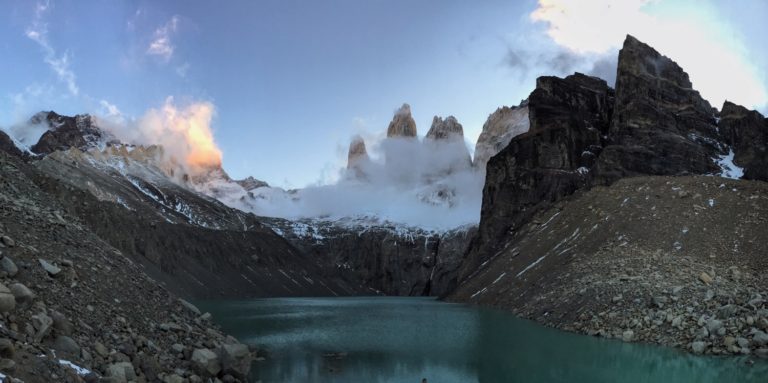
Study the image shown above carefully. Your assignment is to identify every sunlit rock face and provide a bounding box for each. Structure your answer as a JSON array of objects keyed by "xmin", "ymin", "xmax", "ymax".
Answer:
[
  {"xmin": 426, "ymin": 116, "xmax": 464, "ymax": 141},
  {"xmin": 386, "ymin": 103, "xmax": 417, "ymax": 138},
  {"xmin": 473, "ymin": 104, "xmax": 530, "ymax": 169},
  {"xmin": 347, "ymin": 135, "xmax": 369, "ymax": 169}
]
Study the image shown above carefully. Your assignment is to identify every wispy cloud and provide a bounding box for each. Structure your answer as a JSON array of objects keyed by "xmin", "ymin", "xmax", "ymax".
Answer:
[
  {"xmin": 176, "ymin": 62, "xmax": 190, "ymax": 77},
  {"xmin": 146, "ymin": 15, "xmax": 180, "ymax": 62},
  {"xmin": 25, "ymin": 1, "xmax": 79, "ymax": 96}
]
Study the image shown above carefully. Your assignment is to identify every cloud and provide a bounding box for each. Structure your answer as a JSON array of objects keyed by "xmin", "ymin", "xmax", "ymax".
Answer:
[
  {"xmin": 25, "ymin": 1, "xmax": 79, "ymax": 96},
  {"xmin": 146, "ymin": 15, "xmax": 180, "ymax": 62},
  {"xmin": 530, "ymin": 0, "xmax": 768, "ymax": 109},
  {"xmin": 176, "ymin": 62, "xmax": 190, "ymax": 77}
]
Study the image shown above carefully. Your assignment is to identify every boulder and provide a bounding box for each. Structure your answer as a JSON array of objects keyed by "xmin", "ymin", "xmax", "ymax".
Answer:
[
  {"xmin": 51, "ymin": 310, "xmax": 74, "ymax": 336},
  {"xmin": 38, "ymin": 259, "xmax": 61, "ymax": 276},
  {"xmin": 0, "ymin": 284, "xmax": 16, "ymax": 313},
  {"xmin": 0, "ymin": 256, "xmax": 18, "ymax": 277},
  {"xmin": 105, "ymin": 361, "xmax": 136, "ymax": 383},
  {"xmin": 218, "ymin": 343, "xmax": 252, "ymax": 379},
  {"xmin": 191, "ymin": 348, "xmax": 221, "ymax": 377},
  {"xmin": 0, "ymin": 338, "xmax": 14, "ymax": 359},
  {"xmin": 53, "ymin": 335, "xmax": 81, "ymax": 357},
  {"xmin": 31, "ymin": 312, "xmax": 53, "ymax": 342}
]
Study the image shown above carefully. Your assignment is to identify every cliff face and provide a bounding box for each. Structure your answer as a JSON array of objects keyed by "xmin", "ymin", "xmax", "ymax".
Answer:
[
  {"xmin": 460, "ymin": 73, "xmax": 615, "ymax": 280},
  {"xmin": 386, "ymin": 103, "xmax": 418, "ymax": 138},
  {"xmin": 30, "ymin": 112, "xmax": 117, "ymax": 155},
  {"xmin": 458, "ymin": 35, "xmax": 768, "ymax": 283}
]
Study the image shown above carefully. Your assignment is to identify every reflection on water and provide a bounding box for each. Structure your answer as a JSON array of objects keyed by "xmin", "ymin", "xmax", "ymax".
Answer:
[{"xmin": 196, "ymin": 297, "xmax": 767, "ymax": 383}]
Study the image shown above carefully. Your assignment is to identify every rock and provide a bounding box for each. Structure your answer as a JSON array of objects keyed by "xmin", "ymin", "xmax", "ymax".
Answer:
[
  {"xmin": 163, "ymin": 374, "xmax": 184, "ymax": 383},
  {"xmin": 31, "ymin": 312, "xmax": 53, "ymax": 342},
  {"xmin": 652, "ymin": 296, "xmax": 668, "ymax": 308},
  {"xmin": 38, "ymin": 259, "xmax": 61, "ymax": 276},
  {"xmin": 191, "ymin": 348, "xmax": 221, "ymax": 377},
  {"xmin": 105, "ymin": 361, "xmax": 136, "ymax": 383},
  {"xmin": 695, "ymin": 326, "xmax": 709, "ymax": 340},
  {"xmin": 171, "ymin": 343, "xmax": 185, "ymax": 353},
  {"xmin": 426, "ymin": 116, "xmax": 465, "ymax": 141},
  {"xmin": 737, "ymin": 337, "xmax": 750, "ymax": 348},
  {"xmin": 0, "ymin": 130, "xmax": 24, "ymax": 158},
  {"xmin": 473, "ymin": 104, "xmax": 530, "ymax": 168},
  {"xmin": 0, "ymin": 236, "xmax": 14, "ymax": 247},
  {"xmin": 0, "ymin": 358, "xmax": 15, "ymax": 372},
  {"xmin": 0, "ymin": 256, "xmax": 18, "ymax": 277},
  {"xmin": 0, "ymin": 338, "xmax": 14, "ymax": 359},
  {"xmin": 159, "ymin": 322, "xmax": 183, "ymax": 332},
  {"xmin": 51, "ymin": 310, "xmax": 74, "ymax": 336},
  {"xmin": 199, "ymin": 312, "xmax": 212, "ymax": 321},
  {"xmin": 691, "ymin": 341, "xmax": 707, "ymax": 354},
  {"xmin": 94, "ymin": 341, "xmax": 109, "ymax": 357},
  {"xmin": 53, "ymin": 335, "xmax": 81, "ymax": 357},
  {"xmin": 622, "ymin": 330, "xmax": 634, "ymax": 342},
  {"xmin": 386, "ymin": 103, "xmax": 417, "ymax": 138},
  {"xmin": 752, "ymin": 331, "xmax": 768, "ymax": 346},
  {"xmin": 706, "ymin": 319, "xmax": 723, "ymax": 334},
  {"xmin": 346, "ymin": 135, "xmax": 369, "ymax": 172},
  {"xmin": 699, "ymin": 272, "xmax": 713, "ymax": 285},
  {"xmin": 8, "ymin": 283, "xmax": 35, "ymax": 303},
  {"xmin": 218, "ymin": 343, "xmax": 252, "ymax": 379},
  {"xmin": 0, "ymin": 284, "xmax": 16, "ymax": 313},
  {"xmin": 179, "ymin": 299, "xmax": 201, "ymax": 315},
  {"xmin": 718, "ymin": 101, "xmax": 768, "ymax": 181},
  {"xmin": 724, "ymin": 336, "xmax": 736, "ymax": 348},
  {"xmin": 30, "ymin": 112, "xmax": 117, "ymax": 155}
]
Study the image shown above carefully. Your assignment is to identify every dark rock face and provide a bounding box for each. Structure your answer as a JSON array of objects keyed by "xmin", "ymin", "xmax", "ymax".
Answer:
[
  {"xmin": 593, "ymin": 35, "xmax": 722, "ymax": 184},
  {"xmin": 459, "ymin": 73, "xmax": 614, "ymax": 280},
  {"xmin": 719, "ymin": 101, "xmax": 768, "ymax": 180},
  {"xmin": 0, "ymin": 130, "xmax": 23, "ymax": 158},
  {"xmin": 30, "ymin": 111, "xmax": 116, "ymax": 155},
  {"xmin": 264, "ymin": 218, "xmax": 475, "ymax": 296}
]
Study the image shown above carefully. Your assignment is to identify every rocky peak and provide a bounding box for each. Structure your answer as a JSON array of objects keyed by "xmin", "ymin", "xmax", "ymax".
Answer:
[
  {"xmin": 235, "ymin": 176, "xmax": 269, "ymax": 191},
  {"xmin": 386, "ymin": 103, "xmax": 417, "ymax": 138},
  {"xmin": 473, "ymin": 103, "xmax": 530, "ymax": 168},
  {"xmin": 718, "ymin": 101, "xmax": 768, "ymax": 180},
  {"xmin": 346, "ymin": 135, "xmax": 369, "ymax": 170},
  {"xmin": 426, "ymin": 116, "xmax": 464, "ymax": 141},
  {"xmin": 30, "ymin": 111, "xmax": 118, "ymax": 155}
]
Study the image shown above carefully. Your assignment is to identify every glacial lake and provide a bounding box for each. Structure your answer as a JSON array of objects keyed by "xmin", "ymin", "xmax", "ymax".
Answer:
[{"xmin": 196, "ymin": 297, "xmax": 767, "ymax": 382}]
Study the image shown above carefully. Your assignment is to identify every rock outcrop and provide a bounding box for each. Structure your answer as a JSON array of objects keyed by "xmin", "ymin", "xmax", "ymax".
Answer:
[
  {"xmin": 30, "ymin": 112, "xmax": 117, "ymax": 155},
  {"xmin": 234, "ymin": 176, "xmax": 269, "ymax": 191},
  {"xmin": 460, "ymin": 73, "xmax": 615, "ymax": 280},
  {"xmin": 718, "ymin": 101, "xmax": 768, "ymax": 180},
  {"xmin": 0, "ymin": 130, "xmax": 23, "ymax": 158},
  {"xmin": 473, "ymin": 104, "xmax": 530, "ymax": 168},
  {"xmin": 346, "ymin": 135, "xmax": 369, "ymax": 170},
  {"xmin": 426, "ymin": 116, "xmax": 464, "ymax": 141},
  {"xmin": 386, "ymin": 104, "xmax": 417, "ymax": 138}
]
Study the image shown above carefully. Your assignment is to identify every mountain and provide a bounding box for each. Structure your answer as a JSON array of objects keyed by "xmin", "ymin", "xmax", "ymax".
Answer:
[
  {"xmin": 449, "ymin": 35, "xmax": 768, "ymax": 356},
  {"xmin": 473, "ymin": 103, "xmax": 530, "ymax": 169},
  {"xmin": 386, "ymin": 103, "xmax": 418, "ymax": 138}
]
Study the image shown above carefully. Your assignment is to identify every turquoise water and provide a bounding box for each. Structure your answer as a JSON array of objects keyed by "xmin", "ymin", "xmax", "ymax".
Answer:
[{"xmin": 196, "ymin": 297, "xmax": 767, "ymax": 383}]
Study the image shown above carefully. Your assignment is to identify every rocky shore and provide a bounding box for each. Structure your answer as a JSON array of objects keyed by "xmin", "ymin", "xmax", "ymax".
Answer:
[{"xmin": 0, "ymin": 151, "xmax": 256, "ymax": 382}]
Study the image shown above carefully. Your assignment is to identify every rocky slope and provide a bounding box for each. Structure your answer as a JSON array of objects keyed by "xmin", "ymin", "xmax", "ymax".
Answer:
[
  {"xmin": 448, "ymin": 176, "xmax": 768, "ymax": 357},
  {"xmin": 458, "ymin": 35, "xmax": 766, "ymax": 283},
  {"xmin": 0, "ymin": 150, "xmax": 258, "ymax": 382}
]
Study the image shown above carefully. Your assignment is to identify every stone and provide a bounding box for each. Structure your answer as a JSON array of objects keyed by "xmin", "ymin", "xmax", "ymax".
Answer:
[
  {"xmin": 0, "ymin": 338, "xmax": 14, "ymax": 359},
  {"xmin": 31, "ymin": 312, "xmax": 53, "ymax": 342},
  {"xmin": 724, "ymin": 336, "xmax": 736, "ymax": 348},
  {"xmin": 0, "ymin": 283, "xmax": 16, "ymax": 313},
  {"xmin": 8, "ymin": 283, "xmax": 35, "ymax": 303},
  {"xmin": 0, "ymin": 236, "xmax": 14, "ymax": 247},
  {"xmin": 171, "ymin": 343, "xmax": 185, "ymax": 354},
  {"xmin": 622, "ymin": 330, "xmax": 634, "ymax": 342},
  {"xmin": 737, "ymin": 337, "xmax": 750, "ymax": 348},
  {"xmin": 752, "ymin": 331, "xmax": 768, "ymax": 346},
  {"xmin": 0, "ymin": 256, "xmax": 18, "ymax": 277},
  {"xmin": 191, "ymin": 348, "xmax": 221, "ymax": 377},
  {"xmin": 706, "ymin": 319, "xmax": 723, "ymax": 334},
  {"xmin": 691, "ymin": 341, "xmax": 707, "ymax": 354},
  {"xmin": 695, "ymin": 326, "xmax": 709, "ymax": 340},
  {"xmin": 105, "ymin": 362, "xmax": 136, "ymax": 383},
  {"xmin": 163, "ymin": 374, "xmax": 184, "ymax": 383},
  {"xmin": 51, "ymin": 310, "xmax": 74, "ymax": 336},
  {"xmin": 218, "ymin": 343, "xmax": 252, "ymax": 379},
  {"xmin": 38, "ymin": 259, "xmax": 61, "ymax": 276},
  {"xmin": 53, "ymin": 335, "xmax": 81, "ymax": 357},
  {"xmin": 699, "ymin": 272, "xmax": 713, "ymax": 285},
  {"xmin": 94, "ymin": 341, "xmax": 109, "ymax": 357},
  {"xmin": 0, "ymin": 358, "xmax": 15, "ymax": 372},
  {"xmin": 179, "ymin": 299, "xmax": 202, "ymax": 315}
]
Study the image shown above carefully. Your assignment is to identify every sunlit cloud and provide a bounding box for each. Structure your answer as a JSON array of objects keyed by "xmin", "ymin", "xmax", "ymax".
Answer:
[
  {"xmin": 530, "ymin": 0, "xmax": 768, "ymax": 110},
  {"xmin": 25, "ymin": 1, "xmax": 80, "ymax": 96},
  {"xmin": 146, "ymin": 15, "xmax": 179, "ymax": 62}
]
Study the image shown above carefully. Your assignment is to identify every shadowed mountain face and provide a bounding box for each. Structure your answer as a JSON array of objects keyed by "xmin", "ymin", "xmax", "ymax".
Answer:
[{"xmin": 457, "ymin": 35, "xmax": 768, "ymax": 284}]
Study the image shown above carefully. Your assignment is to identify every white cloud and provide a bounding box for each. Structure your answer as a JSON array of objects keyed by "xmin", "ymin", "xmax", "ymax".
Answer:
[
  {"xmin": 146, "ymin": 15, "xmax": 180, "ymax": 62},
  {"xmin": 25, "ymin": 1, "xmax": 79, "ymax": 96},
  {"xmin": 530, "ymin": 0, "xmax": 768, "ymax": 110}
]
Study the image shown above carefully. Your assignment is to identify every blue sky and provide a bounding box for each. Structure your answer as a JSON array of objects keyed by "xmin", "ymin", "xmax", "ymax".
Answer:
[{"xmin": 1, "ymin": 0, "xmax": 767, "ymax": 187}]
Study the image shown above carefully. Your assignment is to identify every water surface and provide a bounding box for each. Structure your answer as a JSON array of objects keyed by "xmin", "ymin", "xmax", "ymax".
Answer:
[{"xmin": 197, "ymin": 297, "xmax": 766, "ymax": 383}]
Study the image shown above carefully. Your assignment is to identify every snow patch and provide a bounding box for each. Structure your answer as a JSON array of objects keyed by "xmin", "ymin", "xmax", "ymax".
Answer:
[
  {"xmin": 59, "ymin": 359, "xmax": 92, "ymax": 376},
  {"xmin": 716, "ymin": 149, "xmax": 744, "ymax": 179}
]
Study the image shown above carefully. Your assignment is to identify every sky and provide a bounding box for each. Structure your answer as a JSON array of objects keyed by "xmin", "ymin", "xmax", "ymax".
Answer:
[{"xmin": 1, "ymin": 0, "xmax": 767, "ymax": 188}]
